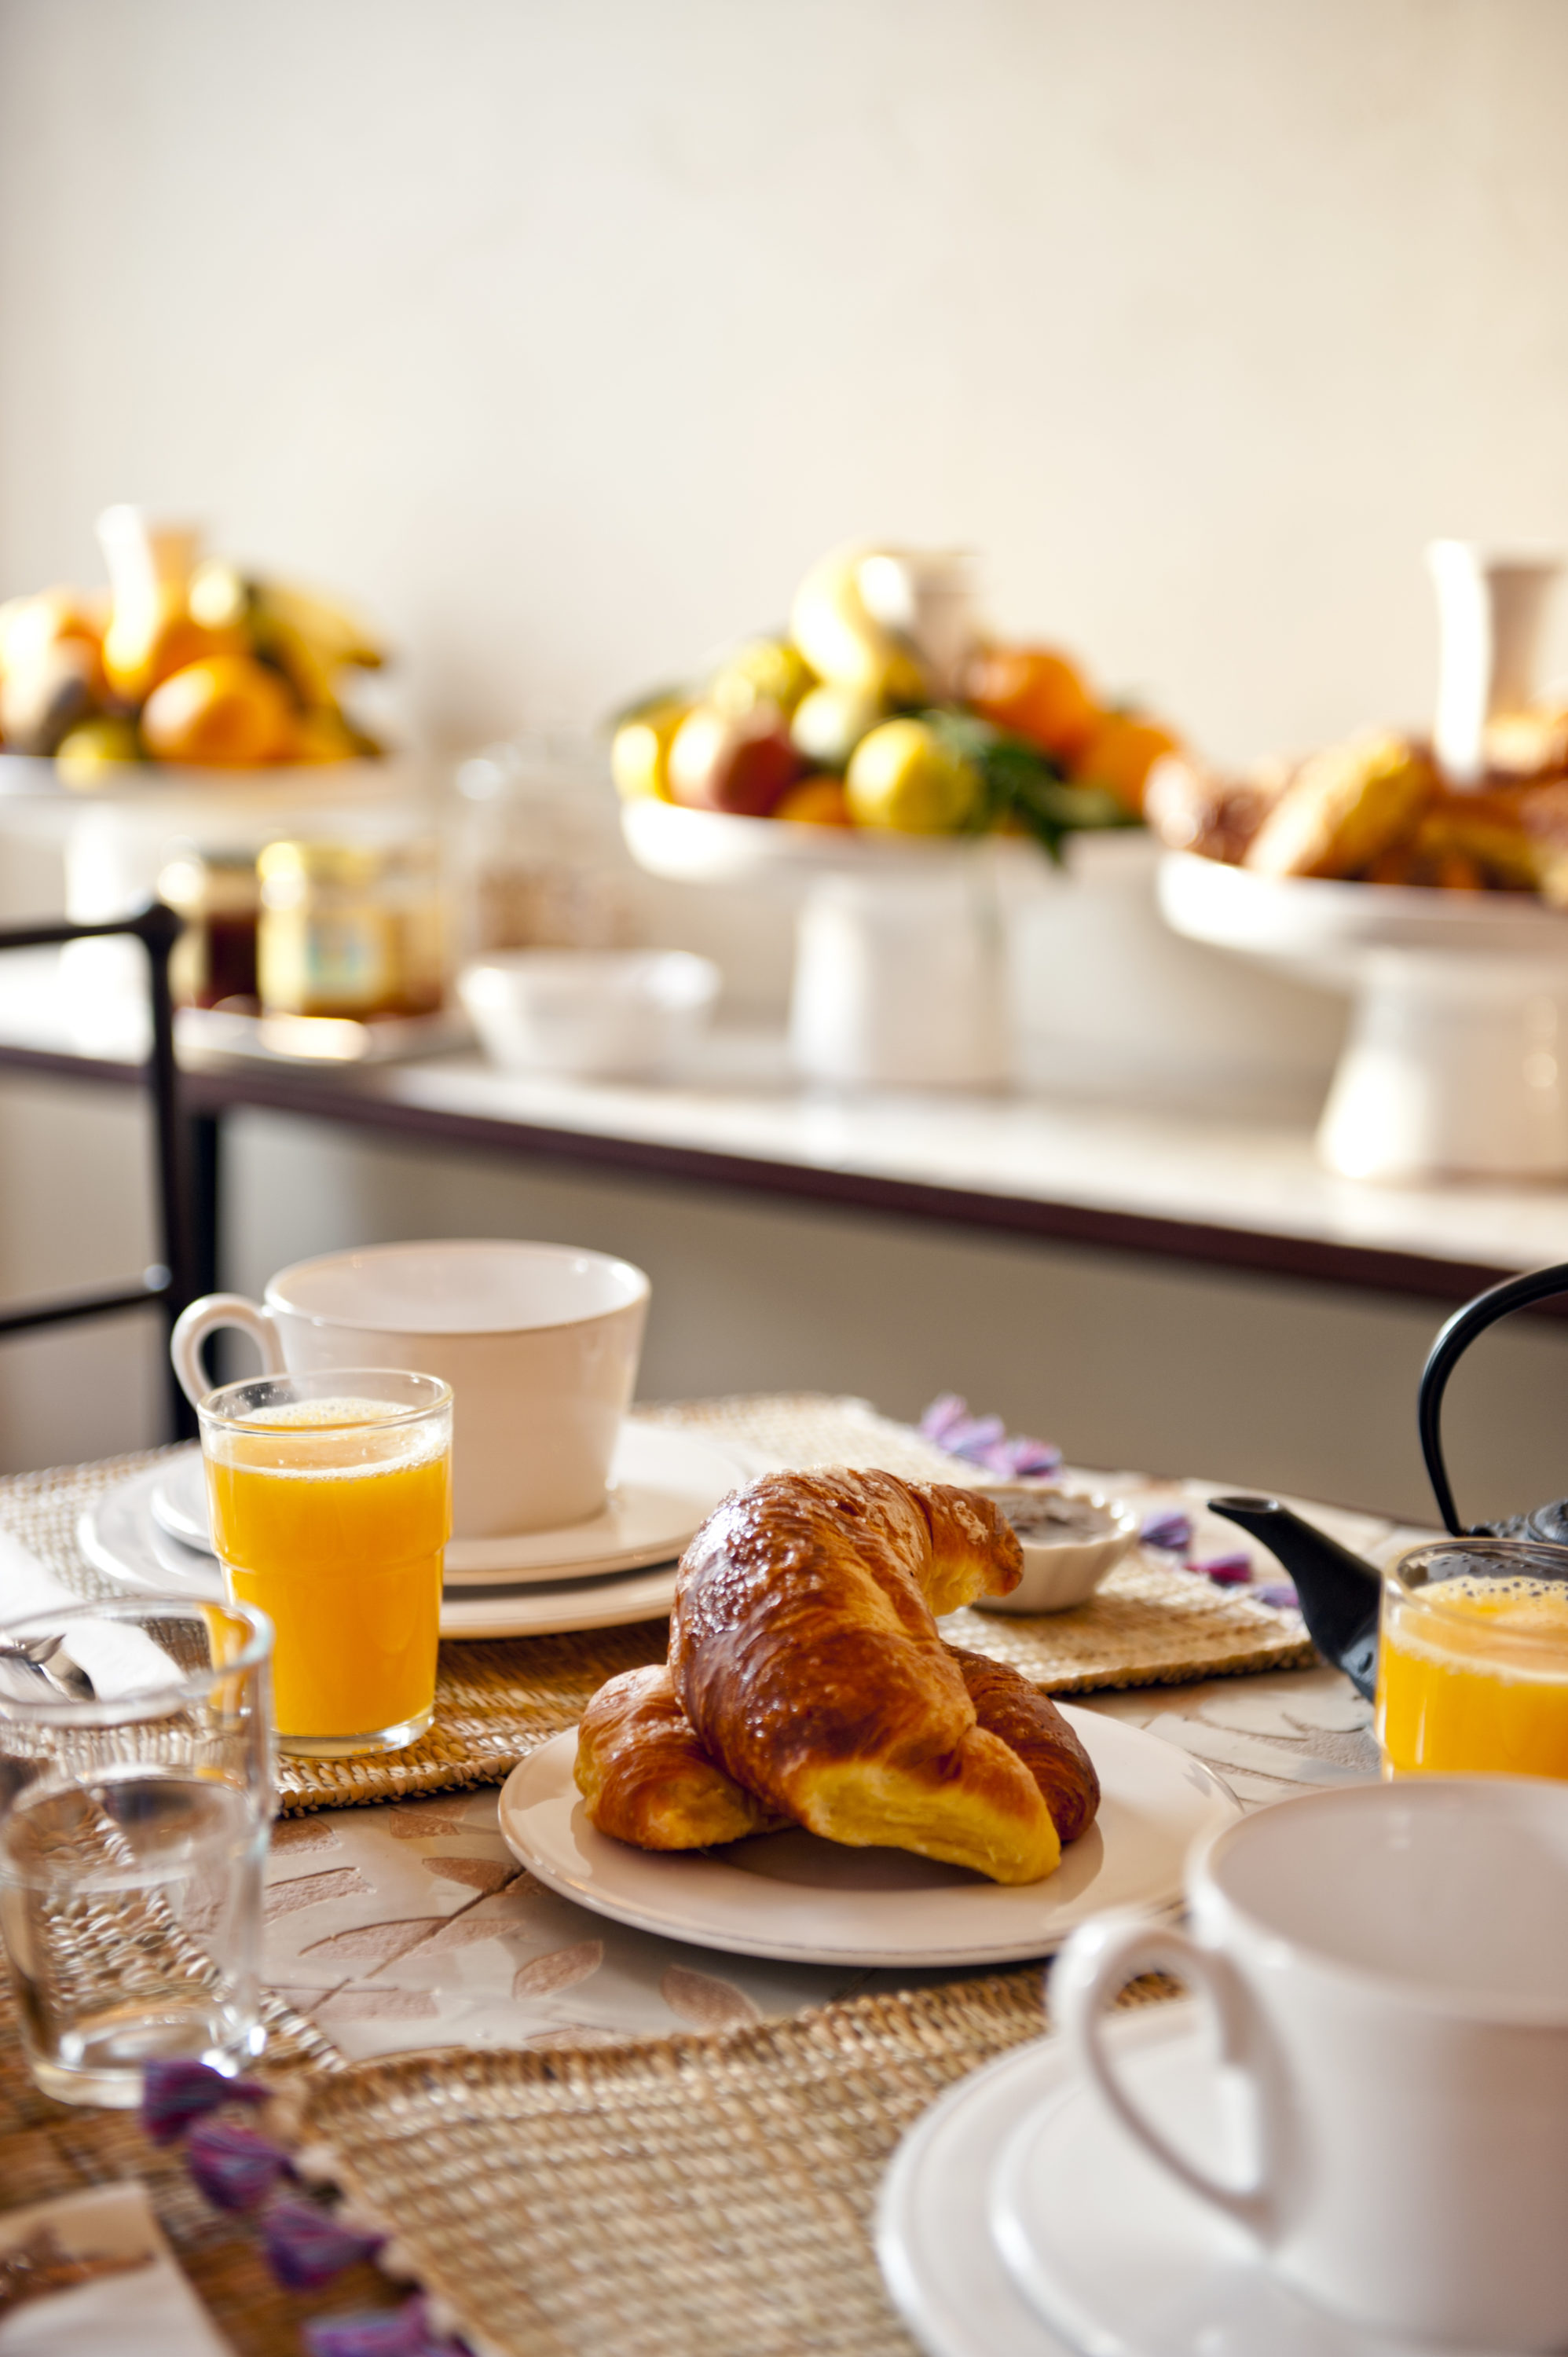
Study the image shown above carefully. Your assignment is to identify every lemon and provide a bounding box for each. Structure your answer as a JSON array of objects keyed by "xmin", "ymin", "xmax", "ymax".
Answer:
[
  {"xmin": 610, "ymin": 699, "xmax": 689, "ymax": 801},
  {"xmin": 845, "ymin": 718, "xmax": 980, "ymax": 833},
  {"xmin": 54, "ymin": 716, "xmax": 144, "ymax": 788},
  {"xmin": 708, "ymin": 638, "xmax": 814, "ymax": 720}
]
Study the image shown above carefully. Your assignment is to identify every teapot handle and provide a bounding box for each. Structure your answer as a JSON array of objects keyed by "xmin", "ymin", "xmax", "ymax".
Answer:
[{"xmin": 1420, "ymin": 1262, "xmax": 1568, "ymax": 1533}]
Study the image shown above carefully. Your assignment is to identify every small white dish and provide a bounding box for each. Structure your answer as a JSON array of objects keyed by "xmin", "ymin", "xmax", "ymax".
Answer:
[
  {"xmin": 148, "ymin": 1424, "xmax": 741, "ymax": 1585},
  {"xmin": 458, "ymin": 948, "xmax": 720, "ymax": 1079},
  {"xmin": 80, "ymin": 1462, "xmax": 682, "ymax": 1640},
  {"xmin": 973, "ymin": 1485, "xmax": 1141, "ymax": 1614},
  {"xmin": 496, "ymin": 1715, "xmax": 1238, "ymax": 1970},
  {"xmin": 986, "ymin": 2002, "xmax": 1460, "ymax": 2357}
]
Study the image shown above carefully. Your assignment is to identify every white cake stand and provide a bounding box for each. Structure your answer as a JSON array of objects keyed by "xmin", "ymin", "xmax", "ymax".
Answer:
[
  {"xmin": 622, "ymin": 800, "xmax": 1030, "ymax": 1088},
  {"xmin": 1160, "ymin": 849, "xmax": 1568, "ymax": 1179}
]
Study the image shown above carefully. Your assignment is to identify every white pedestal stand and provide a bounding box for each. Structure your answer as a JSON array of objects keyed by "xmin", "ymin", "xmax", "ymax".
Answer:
[
  {"xmin": 621, "ymin": 801, "xmax": 1016, "ymax": 1089},
  {"xmin": 1160, "ymin": 852, "xmax": 1568, "ymax": 1180}
]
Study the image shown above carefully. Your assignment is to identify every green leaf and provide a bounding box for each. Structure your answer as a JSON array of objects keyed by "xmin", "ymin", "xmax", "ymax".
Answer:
[{"xmin": 918, "ymin": 708, "xmax": 1141, "ymax": 859}]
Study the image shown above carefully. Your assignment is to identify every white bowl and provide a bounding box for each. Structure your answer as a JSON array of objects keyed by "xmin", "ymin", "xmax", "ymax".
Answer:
[
  {"xmin": 459, "ymin": 949, "xmax": 720, "ymax": 1079},
  {"xmin": 970, "ymin": 1485, "xmax": 1141, "ymax": 1614}
]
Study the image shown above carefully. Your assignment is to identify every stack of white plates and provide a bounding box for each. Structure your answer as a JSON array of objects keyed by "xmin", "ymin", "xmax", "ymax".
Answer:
[{"xmin": 78, "ymin": 1422, "xmax": 744, "ymax": 1639}]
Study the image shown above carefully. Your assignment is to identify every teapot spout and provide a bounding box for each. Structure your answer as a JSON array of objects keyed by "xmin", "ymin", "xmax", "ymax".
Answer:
[{"xmin": 1209, "ymin": 1495, "xmax": 1382, "ymax": 1702}]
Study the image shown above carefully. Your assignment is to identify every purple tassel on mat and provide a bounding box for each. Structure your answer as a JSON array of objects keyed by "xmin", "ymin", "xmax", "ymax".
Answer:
[
  {"xmin": 306, "ymin": 2298, "xmax": 467, "ymax": 2357},
  {"xmin": 186, "ymin": 2117, "xmax": 292, "ymax": 2212},
  {"xmin": 140, "ymin": 2056, "xmax": 269, "ymax": 2144},
  {"xmin": 1189, "ymin": 1552, "xmax": 1254, "ymax": 1587},
  {"xmin": 1140, "ymin": 1508, "xmax": 1193, "ymax": 1552},
  {"xmin": 265, "ymin": 2199, "xmax": 388, "ymax": 2289}
]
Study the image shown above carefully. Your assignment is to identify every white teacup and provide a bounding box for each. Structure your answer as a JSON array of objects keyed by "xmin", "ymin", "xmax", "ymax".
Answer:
[
  {"xmin": 171, "ymin": 1240, "xmax": 649, "ymax": 1541},
  {"xmin": 1051, "ymin": 1778, "xmax": 1568, "ymax": 2350}
]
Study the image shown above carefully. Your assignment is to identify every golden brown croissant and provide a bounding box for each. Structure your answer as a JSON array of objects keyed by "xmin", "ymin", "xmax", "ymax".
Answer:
[
  {"xmin": 574, "ymin": 1662, "xmax": 785, "ymax": 1849},
  {"xmin": 947, "ymin": 1646, "xmax": 1100, "ymax": 1845},
  {"xmin": 577, "ymin": 1642, "xmax": 1101, "ymax": 1858},
  {"xmin": 669, "ymin": 1467, "xmax": 1061, "ymax": 1884}
]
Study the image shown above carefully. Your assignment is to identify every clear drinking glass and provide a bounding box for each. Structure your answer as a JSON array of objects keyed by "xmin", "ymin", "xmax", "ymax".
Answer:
[
  {"xmin": 0, "ymin": 1595, "xmax": 273, "ymax": 2106},
  {"xmin": 197, "ymin": 1368, "xmax": 452, "ymax": 1758},
  {"xmin": 1376, "ymin": 1537, "xmax": 1568, "ymax": 1779}
]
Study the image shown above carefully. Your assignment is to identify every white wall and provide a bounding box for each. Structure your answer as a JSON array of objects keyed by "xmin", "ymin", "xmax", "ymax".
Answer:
[
  {"xmin": 4, "ymin": 0, "xmax": 1568, "ymax": 758},
  {"xmin": 3, "ymin": 0, "xmax": 1568, "ymax": 1510}
]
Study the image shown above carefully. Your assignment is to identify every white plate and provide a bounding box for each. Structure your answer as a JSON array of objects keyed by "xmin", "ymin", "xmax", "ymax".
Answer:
[
  {"xmin": 79, "ymin": 1463, "xmax": 680, "ymax": 1640},
  {"xmin": 496, "ymin": 1715, "xmax": 1238, "ymax": 1970},
  {"xmin": 147, "ymin": 1424, "xmax": 742, "ymax": 1584},
  {"xmin": 988, "ymin": 2003, "xmax": 1457, "ymax": 2357}
]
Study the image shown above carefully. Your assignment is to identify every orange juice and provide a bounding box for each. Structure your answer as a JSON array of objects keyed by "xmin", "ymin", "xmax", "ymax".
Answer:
[
  {"xmin": 204, "ymin": 1398, "xmax": 450, "ymax": 1747},
  {"xmin": 1376, "ymin": 1574, "xmax": 1568, "ymax": 1780}
]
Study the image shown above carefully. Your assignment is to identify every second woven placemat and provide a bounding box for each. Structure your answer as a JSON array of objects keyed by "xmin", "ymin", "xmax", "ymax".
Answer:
[
  {"xmin": 0, "ymin": 1395, "xmax": 1312, "ymax": 1816},
  {"xmin": 277, "ymin": 1970, "xmax": 1186, "ymax": 2357}
]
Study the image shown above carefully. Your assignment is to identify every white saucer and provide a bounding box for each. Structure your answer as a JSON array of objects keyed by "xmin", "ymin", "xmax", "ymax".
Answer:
[
  {"xmin": 877, "ymin": 2025, "xmax": 1088, "ymax": 2356},
  {"xmin": 79, "ymin": 1463, "xmax": 680, "ymax": 1640},
  {"xmin": 145, "ymin": 1422, "xmax": 741, "ymax": 1584},
  {"xmin": 496, "ymin": 1716, "xmax": 1238, "ymax": 1970},
  {"xmin": 987, "ymin": 2004, "xmax": 1468, "ymax": 2357}
]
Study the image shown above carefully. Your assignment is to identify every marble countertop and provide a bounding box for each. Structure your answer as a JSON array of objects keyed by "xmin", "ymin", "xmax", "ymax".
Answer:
[{"xmin": 2, "ymin": 948, "xmax": 1566, "ymax": 1281}]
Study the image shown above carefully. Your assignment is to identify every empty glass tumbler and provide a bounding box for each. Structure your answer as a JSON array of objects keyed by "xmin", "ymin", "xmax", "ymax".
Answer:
[{"xmin": 0, "ymin": 1596, "xmax": 274, "ymax": 2106}]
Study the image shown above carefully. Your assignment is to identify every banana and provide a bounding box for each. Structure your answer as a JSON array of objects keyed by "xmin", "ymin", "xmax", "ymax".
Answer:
[
  {"xmin": 251, "ymin": 579, "xmax": 383, "ymax": 671},
  {"xmin": 788, "ymin": 545, "xmax": 927, "ymax": 706}
]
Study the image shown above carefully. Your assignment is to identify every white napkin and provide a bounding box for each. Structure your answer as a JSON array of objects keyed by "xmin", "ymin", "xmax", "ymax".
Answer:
[
  {"xmin": 0, "ymin": 1527, "xmax": 181, "ymax": 1702},
  {"xmin": 0, "ymin": 2183, "xmax": 234, "ymax": 2355}
]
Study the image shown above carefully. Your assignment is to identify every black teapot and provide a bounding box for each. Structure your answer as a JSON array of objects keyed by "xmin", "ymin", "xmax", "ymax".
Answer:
[{"xmin": 1209, "ymin": 1261, "xmax": 1568, "ymax": 1701}]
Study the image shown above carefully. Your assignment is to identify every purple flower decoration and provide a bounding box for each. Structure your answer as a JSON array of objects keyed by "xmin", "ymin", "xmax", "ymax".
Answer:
[
  {"xmin": 306, "ymin": 2299, "xmax": 467, "ymax": 2357},
  {"xmin": 140, "ymin": 2056, "xmax": 269, "ymax": 2145},
  {"xmin": 1257, "ymin": 1580, "xmax": 1300, "ymax": 1611},
  {"xmin": 265, "ymin": 2200, "xmax": 388, "ymax": 2290},
  {"xmin": 1188, "ymin": 1552, "xmax": 1254, "ymax": 1587},
  {"xmin": 920, "ymin": 1395, "xmax": 1061, "ymax": 1479},
  {"xmin": 920, "ymin": 1394, "xmax": 972, "ymax": 1447},
  {"xmin": 186, "ymin": 2117, "xmax": 292, "ymax": 2212},
  {"xmin": 1140, "ymin": 1508, "xmax": 1193, "ymax": 1552}
]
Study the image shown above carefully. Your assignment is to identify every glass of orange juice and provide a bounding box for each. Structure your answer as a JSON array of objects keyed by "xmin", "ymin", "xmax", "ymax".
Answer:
[
  {"xmin": 197, "ymin": 1369, "xmax": 452, "ymax": 1758},
  {"xmin": 1376, "ymin": 1538, "xmax": 1568, "ymax": 1780}
]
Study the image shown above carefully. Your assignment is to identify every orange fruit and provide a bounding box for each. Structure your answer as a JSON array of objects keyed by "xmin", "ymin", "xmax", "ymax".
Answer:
[
  {"xmin": 774, "ymin": 776, "xmax": 853, "ymax": 827},
  {"xmin": 965, "ymin": 644, "xmax": 1097, "ymax": 761},
  {"xmin": 141, "ymin": 655, "xmax": 297, "ymax": 767},
  {"xmin": 103, "ymin": 593, "xmax": 244, "ymax": 704},
  {"xmin": 1072, "ymin": 713, "xmax": 1181, "ymax": 816}
]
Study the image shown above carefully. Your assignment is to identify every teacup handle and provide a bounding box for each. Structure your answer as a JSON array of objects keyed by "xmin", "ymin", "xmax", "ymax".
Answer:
[
  {"xmin": 1050, "ymin": 1912, "xmax": 1274, "ymax": 2236},
  {"xmin": 170, "ymin": 1293, "xmax": 285, "ymax": 1408}
]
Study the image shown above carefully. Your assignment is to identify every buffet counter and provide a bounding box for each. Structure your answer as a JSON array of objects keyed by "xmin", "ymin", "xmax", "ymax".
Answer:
[{"xmin": 0, "ymin": 949, "xmax": 1563, "ymax": 1307}]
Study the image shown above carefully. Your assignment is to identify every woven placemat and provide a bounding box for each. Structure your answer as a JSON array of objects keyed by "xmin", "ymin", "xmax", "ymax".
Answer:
[
  {"xmin": 275, "ymin": 1968, "xmax": 1175, "ymax": 2357},
  {"xmin": 0, "ymin": 1395, "xmax": 1310, "ymax": 1816}
]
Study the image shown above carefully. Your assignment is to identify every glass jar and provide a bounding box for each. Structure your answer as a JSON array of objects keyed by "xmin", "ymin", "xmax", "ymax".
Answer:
[
  {"xmin": 158, "ymin": 846, "xmax": 262, "ymax": 1008},
  {"xmin": 257, "ymin": 838, "xmax": 447, "ymax": 1018},
  {"xmin": 455, "ymin": 737, "xmax": 637, "ymax": 959}
]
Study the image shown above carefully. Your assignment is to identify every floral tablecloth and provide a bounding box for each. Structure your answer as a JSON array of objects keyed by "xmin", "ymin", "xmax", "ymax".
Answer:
[{"xmin": 262, "ymin": 1662, "xmax": 1379, "ymax": 2063}]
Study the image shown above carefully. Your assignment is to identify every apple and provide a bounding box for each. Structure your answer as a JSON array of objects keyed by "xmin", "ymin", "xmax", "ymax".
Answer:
[{"xmin": 667, "ymin": 704, "xmax": 800, "ymax": 816}]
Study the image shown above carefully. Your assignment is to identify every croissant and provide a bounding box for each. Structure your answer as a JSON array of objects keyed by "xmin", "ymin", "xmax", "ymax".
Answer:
[
  {"xmin": 578, "ymin": 1643, "xmax": 1101, "ymax": 1856},
  {"xmin": 944, "ymin": 1645, "xmax": 1100, "ymax": 1844},
  {"xmin": 574, "ymin": 1662, "xmax": 784, "ymax": 1849},
  {"xmin": 668, "ymin": 1467, "xmax": 1061, "ymax": 1884}
]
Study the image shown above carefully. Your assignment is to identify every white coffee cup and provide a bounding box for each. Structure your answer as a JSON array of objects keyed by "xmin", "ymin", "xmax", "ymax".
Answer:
[
  {"xmin": 1051, "ymin": 1778, "xmax": 1568, "ymax": 2350},
  {"xmin": 171, "ymin": 1240, "xmax": 649, "ymax": 1541}
]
